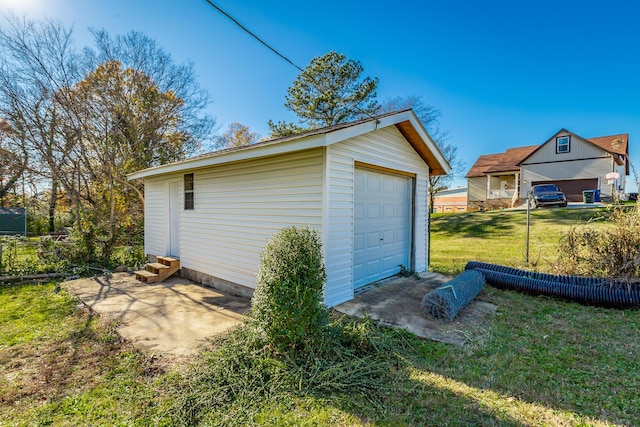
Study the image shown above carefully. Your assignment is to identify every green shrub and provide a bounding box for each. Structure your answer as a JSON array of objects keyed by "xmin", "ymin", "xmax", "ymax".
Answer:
[
  {"xmin": 109, "ymin": 245, "xmax": 145, "ymax": 269},
  {"xmin": 250, "ymin": 226, "xmax": 328, "ymax": 353},
  {"xmin": 166, "ymin": 226, "xmax": 410, "ymax": 425}
]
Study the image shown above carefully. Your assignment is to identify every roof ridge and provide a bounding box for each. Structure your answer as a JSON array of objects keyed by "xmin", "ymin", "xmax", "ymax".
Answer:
[{"xmin": 587, "ymin": 133, "xmax": 628, "ymax": 140}]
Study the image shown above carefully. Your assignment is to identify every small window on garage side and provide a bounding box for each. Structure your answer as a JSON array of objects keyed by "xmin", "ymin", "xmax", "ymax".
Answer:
[
  {"xmin": 556, "ymin": 136, "xmax": 570, "ymax": 154},
  {"xmin": 184, "ymin": 173, "xmax": 194, "ymax": 210}
]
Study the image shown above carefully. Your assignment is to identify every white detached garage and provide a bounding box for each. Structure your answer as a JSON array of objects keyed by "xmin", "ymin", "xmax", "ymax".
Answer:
[{"xmin": 128, "ymin": 109, "xmax": 450, "ymax": 307}]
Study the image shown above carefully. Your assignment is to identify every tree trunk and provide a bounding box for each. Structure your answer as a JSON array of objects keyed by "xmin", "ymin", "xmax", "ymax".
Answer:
[{"xmin": 48, "ymin": 177, "xmax": 58, "ymax": 233}]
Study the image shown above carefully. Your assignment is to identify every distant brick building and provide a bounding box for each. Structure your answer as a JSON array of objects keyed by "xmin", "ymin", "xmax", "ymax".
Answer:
[{"xmin": 432, "ymin": 187, "xmax": 467, "ymax": 213}]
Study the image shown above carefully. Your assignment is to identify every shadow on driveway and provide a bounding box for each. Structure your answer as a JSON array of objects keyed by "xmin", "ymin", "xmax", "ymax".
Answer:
[{"xmin": 64, "ymin": 273, "xmax": 251, "ymax": 356}]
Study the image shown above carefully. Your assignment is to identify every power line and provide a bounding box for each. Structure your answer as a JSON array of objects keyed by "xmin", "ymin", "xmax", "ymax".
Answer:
[
  {"xmin": 202, "ymin": 0, "xmax": 303, "ymax": 72},
  {"xmin": 201, "ymin": 0, "xmax": 377, "ymax": 122}
]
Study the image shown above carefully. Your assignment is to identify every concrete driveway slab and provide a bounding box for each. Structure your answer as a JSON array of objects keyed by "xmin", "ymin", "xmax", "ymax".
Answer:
[
  {"xmin": 334, "ymin": 272, "xmax": 496, "ymax": 346},
  {"xmin": 63, "ymin": 273, "xmax": 251, "ymax": 356}
]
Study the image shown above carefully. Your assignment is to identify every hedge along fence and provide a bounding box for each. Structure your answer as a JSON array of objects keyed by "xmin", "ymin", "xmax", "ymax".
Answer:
[
  {"xmin": 0, "ymin": 234, "xmax": 70, "ymax": 276},
  {"xmin": 0, "ymin": 235, "xmax": 28, "ymax": 272}
]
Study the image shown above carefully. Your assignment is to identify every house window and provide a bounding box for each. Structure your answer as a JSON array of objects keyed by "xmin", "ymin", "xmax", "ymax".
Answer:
[
  {"xmin": 556, "ymin": 136, "xmax": 570, "ymax": 154},
  {"xmin": 184, "ymin": 173, "xmax": 194, "ymax": 210}
]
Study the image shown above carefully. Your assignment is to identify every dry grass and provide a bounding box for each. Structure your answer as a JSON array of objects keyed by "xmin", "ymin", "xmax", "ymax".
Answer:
[
  {"xmin": 557, "ymin": 205, "xmax": 640, "ymax": 280},
  {"xmin": 0, "ymin": 283, "xmax": 164, "ymax": 425}
]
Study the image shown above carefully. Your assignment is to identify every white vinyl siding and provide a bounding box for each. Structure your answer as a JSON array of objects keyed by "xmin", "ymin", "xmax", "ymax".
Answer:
[
  {"xmin": 614, "ymin": 163, "xmax": 626, "ymax": 192},
  {"xmin": 179, "ymin": 148, "xmax": 324, "ymax": 289},
  {"xmin": 144, "ymin": 177, "xmax": 170, "ymax": 257},
  {"xmin": 467, "ymin": 177, "xmax": 487, "ymax": 202},
  {"xmin": 325, "ymin": 126, "xmax": 428, "ymax": 307},
  {"xmin": 521, "ymin": 157, "xmax": 613, "ymax": 197},
  {"xmin": 324, "ymin": 145, "xmax": 356, "ymax": 306},
  {"xmin": 524, "ymin": 133, "xmax": 609, "ymax": 164},
  {"xmin": 140, "ymin": 119, "xmax": 441, "ymax": 308},
  {"xmin": 520, "ymin": 132, "xmax": 618, "ymax": 198}
]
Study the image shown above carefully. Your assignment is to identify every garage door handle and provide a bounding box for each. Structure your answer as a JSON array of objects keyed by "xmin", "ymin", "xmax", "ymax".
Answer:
[{"xmin": 380, "ymin": 238, "xmax": 384, "ymax": 241}]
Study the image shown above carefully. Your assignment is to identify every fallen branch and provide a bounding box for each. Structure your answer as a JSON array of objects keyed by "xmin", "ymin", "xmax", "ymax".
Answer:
[{"xmin": 0, "ymin": 272, "xmax": 69, "ymax": 284}]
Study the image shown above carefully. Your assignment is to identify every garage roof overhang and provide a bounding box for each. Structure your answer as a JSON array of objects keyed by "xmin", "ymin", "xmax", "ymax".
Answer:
[{"xmin": 127, "ymin": 109, "xmax": 451, "ymax": 180}]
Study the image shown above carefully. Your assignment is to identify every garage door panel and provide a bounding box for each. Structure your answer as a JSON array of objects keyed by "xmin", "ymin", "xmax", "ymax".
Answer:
[
  {"xmin": 382, "ymin": 229, "xmax": 394, "ymax": 243},
  {"xmin": 366, "ymin": 232, "xmax": 381, "ymax": 248},
  {"xmin": 381, "ymin": 255, "xmax": 396, "ymax": 270},
  {"xmin": 366, "ymin": 203, "xmax": 380, "ymax": 219},
  {"xmin": 354, "ymin": 168, "xmax": 412, "ymax": 289},
  {"xmin": 366, "ymin": 259, "xmax": 379, "ymax": 270},
  {"xmin": 354, "ymin": 233, "xmax": 364, "ymax": 250},
  {"xmin": 367, "ymin": 174, "xmax": 381, "ymax": 191},
  {"xmin": 353, "ymin": 264, "xmax": 364, "ymax": 281},
  {"xmin": 383, "ymin": 203, "xmax": 395, "ymax": 218},
  {"xmin": 354, "ymin": 173, "xmax": 365, "ymax": 191},
  {"xmin": 354, "ymin": 203, "xmax": 364, "ymax": 220}
]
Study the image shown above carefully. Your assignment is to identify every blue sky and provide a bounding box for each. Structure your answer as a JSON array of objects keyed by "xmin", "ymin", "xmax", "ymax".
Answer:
[{"xmin": 2, "ymin": 0, "xmax": 638, "ymax": 190}]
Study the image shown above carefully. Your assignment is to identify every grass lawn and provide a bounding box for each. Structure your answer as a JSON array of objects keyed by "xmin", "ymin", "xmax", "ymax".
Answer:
[
  {"xmin": 430, "ymin": 207, "xmax": 611, "ymax": 275},
  {"xmin": 1, "ymin": 207, "xmax": 638, "ymax": 426},
  {"xmin": 0, "ymin": 282, "xmax": 162, "ymax": 425},
  {"xmin": 0, "ymin": 237, "xmax": 39, "ymax": 268}
]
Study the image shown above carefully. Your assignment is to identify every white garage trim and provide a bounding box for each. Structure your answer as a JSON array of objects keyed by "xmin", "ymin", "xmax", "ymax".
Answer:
[{"xmin": 354, "ymin": 160, "xmax": 418, "ymax": 178}]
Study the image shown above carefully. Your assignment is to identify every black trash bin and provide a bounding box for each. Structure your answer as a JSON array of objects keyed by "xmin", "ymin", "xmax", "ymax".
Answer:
[{"xmin": 582, "ymin": 190, "xmax": 594, "ymax": 203}]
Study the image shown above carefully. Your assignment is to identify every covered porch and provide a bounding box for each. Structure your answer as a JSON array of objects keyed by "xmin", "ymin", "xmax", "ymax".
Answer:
[{"xmin": 485, "ymin": 172, "xmax": 520, "ymax": 201}]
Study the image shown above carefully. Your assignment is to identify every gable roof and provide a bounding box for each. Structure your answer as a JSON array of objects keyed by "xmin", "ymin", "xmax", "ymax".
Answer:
[
  {"xmin": 519, "ymin": 129, "xmax": 629, "ymax": 165},
  {"xmin": 128, "ymin": 109, "xmax": 451, "ymax": 180},
  {"xmin": 468, "ymin": 129, "xmax": 630, "ymax": 179},
  {"xmin": 587, "ymin": 133, "xmax": 628, "ymax": 156},
  {"xmin": 466, "ymin": 145, "xmax": 539, "ymax": 178}
]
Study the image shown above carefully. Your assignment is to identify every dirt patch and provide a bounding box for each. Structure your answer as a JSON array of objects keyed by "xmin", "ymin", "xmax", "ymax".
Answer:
[
  {"xmin": 334, "ymin": 272, "xmax": 497, "ymax": 346},
  {"xmin": 2, "ymin": 308, "xmax": 135, "ymax": 405}
]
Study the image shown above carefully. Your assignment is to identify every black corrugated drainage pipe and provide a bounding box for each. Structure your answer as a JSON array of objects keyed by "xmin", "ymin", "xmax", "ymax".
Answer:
[{"xmin": 465, "ymin": 261, "xmax": 640, "ymax": 308}]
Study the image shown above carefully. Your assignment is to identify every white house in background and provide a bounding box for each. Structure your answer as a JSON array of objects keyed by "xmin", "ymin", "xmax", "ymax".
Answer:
[
  {"xmin": 128, "ymin": 110, "xmax": 450, "ymax": 307},
  {"xmin": 519, "ymin": 130, "xmax": 629, "ymax": 201},
  {"xmin": 467, "ymin": 129, "xmax": 629, "ymax": 210}
]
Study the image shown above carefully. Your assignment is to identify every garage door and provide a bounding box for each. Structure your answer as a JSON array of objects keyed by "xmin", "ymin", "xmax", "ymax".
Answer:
[
  {"xmin": 354, "ymin": 168, "xmax": 412, "ymax": 288},
  {"xmin": 533, "ymin": 179, "xmax": 598, "ymax": 202}
]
